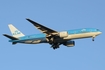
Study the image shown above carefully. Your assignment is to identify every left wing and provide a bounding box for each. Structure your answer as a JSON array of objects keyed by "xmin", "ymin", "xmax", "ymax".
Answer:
[{"xmin": 26, "ymin": 18, "xmax": 58, "ymax": 35}]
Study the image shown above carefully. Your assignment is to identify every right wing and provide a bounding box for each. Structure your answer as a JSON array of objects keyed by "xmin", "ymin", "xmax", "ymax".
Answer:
[{"xmin": 26, "ymin": 18, "xmax": 58, "ymax": 35}]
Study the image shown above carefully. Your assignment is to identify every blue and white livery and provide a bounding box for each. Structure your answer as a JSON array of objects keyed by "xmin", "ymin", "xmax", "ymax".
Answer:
[{"xmin": 3, "ymin": 19, "xmax": 102, "ymax": 49}]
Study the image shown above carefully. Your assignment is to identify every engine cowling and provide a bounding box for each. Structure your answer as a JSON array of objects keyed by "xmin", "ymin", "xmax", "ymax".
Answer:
[
  {"xmin": 59, "ymin": 31, "xmax": 68, "ymax": 38},
  {"xmin": 63, "ymin": 41, "xmax": 75, "ymax": 47}
]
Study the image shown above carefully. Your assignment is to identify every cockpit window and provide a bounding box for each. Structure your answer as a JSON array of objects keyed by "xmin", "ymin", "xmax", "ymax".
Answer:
[{"xmin": 97, "ymin": 29, "xmax": 100, "ymax": 31}]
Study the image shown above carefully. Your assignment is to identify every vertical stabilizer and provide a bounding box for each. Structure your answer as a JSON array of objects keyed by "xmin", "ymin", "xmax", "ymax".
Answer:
[{"xmin": 8, "ymin": 24, "xmax": 25, "ymax": 38}]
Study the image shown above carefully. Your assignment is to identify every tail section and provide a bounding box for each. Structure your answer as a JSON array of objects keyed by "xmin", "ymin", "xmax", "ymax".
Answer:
[{"xmin": 8, "ymin": 24, "xmax": 25, "ymax": 38}]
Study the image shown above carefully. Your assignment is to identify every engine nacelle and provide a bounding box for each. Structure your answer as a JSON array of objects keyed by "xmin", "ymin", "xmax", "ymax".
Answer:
[
  {"xmin": 59, "ymin": 31, "xmax": 68, "ymax": 38},
  {"xmin": 63, "ymin": 41, "xmax": 75, "ymax": 47}
]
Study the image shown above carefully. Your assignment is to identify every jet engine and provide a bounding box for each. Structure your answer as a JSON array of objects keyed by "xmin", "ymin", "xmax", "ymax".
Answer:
[
  {"xmin": 59, "ymin": 31, "xmax": 68, "ymax": 38},
  {"xmin": 63, "ymin": 41, "xmax": 75, "ymax": 47}
]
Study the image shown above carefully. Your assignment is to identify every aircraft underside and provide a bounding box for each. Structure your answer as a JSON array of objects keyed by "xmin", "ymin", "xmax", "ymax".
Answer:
[
  {"xmin": 23, "ymin": 38, "xmax": 67, "ymax": 49},
  {"xmin": 3, "ymin": 18, "xmax": 102, "ymax": 50},
  {"xmin": 21, "ymin": 32, "xmax": 100, "ymax": 50}
]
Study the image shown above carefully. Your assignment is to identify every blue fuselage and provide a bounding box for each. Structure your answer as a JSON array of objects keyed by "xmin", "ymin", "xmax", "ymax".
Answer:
[{"xmin": 9, "ymin": 28, "xmax": 102, "ymax": 44}]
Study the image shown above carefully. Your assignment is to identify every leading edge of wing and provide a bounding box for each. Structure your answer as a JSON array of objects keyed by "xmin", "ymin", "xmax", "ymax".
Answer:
[{"xmin": 26, "ymin": 18, "xmax": 57, "ymax": 35}]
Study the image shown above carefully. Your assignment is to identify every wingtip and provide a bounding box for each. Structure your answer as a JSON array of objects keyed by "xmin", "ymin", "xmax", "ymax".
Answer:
[
  {"xmin": 3, "ymin": 34, "xmax": 6, "ymax": 36},
  {"xmin": 26, "ymin": 18, "xmax": 30, "ymax": 20},
  {"xmin": 26, "ymin": 18, "xmax": 28, "ymax": 20},
  {"xmin": 26, "ymin": 18, "xmax": 33, "ymax": 22}
]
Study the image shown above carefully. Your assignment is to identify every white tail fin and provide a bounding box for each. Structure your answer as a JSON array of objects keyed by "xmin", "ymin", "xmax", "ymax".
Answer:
[{"xmin": 8, "ymin": 24, "xmax": 25, "ymax": 38}]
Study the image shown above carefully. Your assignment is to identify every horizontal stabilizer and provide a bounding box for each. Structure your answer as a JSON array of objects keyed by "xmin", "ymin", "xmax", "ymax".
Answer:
[{"xmin": 3, "ymin": 34, "xmax": 18, "ymax": 40}]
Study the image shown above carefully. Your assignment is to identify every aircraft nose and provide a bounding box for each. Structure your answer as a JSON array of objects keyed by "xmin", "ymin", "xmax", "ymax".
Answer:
[{"xmin": 98, "ymin": 32, "xmax": 102, "ymax": 35}]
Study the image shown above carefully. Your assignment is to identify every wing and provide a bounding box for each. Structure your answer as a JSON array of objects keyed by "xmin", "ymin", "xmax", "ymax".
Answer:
[{"xmin": 26, "ymin": 18, "xmax": 58, "ymax": 35}]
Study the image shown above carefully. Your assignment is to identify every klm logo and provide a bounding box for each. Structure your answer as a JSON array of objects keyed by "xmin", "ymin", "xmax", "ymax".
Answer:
[{"xmin": 13, "ymin": 30, "xmax": 21, "ymax": 35}]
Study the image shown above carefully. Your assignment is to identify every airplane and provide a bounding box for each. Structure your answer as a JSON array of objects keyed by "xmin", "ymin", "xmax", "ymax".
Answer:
[{"xmin": 3, "ymin": 18, "xmax": 102, "ymax": 49}]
